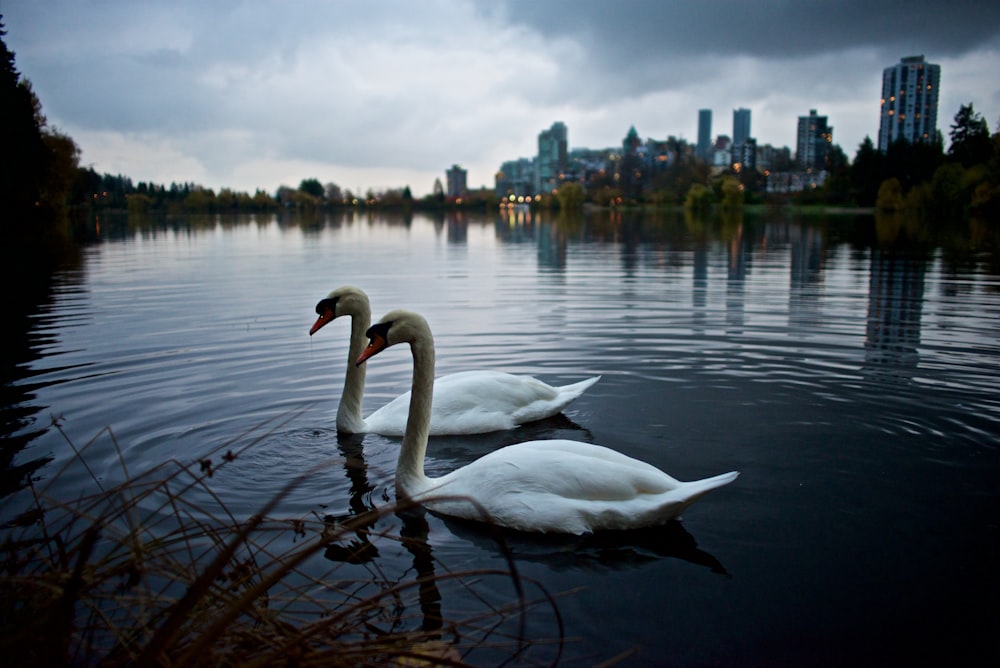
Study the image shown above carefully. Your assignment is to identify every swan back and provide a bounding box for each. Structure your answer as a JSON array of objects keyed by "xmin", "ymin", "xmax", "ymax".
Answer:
[{"xmin": 411, "ymin": 440, "xmax": 738, "ymax": 533}]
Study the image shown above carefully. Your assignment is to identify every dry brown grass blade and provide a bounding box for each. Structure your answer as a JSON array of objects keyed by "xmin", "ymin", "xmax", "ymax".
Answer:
[{"xmin": 1, "ymin": 413, "xmax": 568, "ymax": 667}]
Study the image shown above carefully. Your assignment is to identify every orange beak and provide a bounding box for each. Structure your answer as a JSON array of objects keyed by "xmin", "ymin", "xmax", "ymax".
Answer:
[
  {"xmin": 355, "ymin": 333, "xmax": 387, "ymax": 366},
  {"xmin": 310, "ymin": 308, "xmax": 334, "ymax": 336}
]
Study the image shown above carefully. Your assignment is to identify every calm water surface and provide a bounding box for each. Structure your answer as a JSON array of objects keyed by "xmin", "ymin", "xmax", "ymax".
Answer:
[{"xmin": 4, "ymin": 209, "xmax": 1000, "ymax": 665}]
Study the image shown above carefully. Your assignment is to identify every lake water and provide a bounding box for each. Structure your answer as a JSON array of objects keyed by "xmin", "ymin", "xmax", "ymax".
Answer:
[{"xmin": 4, "ymin": 208, "xmax": 999, "ymax": 665}]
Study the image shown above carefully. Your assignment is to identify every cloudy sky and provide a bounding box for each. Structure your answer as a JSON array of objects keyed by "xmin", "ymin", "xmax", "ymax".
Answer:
[{"xmin": 5, "ymin": 1, "xmax": 999, "ymax": 197}]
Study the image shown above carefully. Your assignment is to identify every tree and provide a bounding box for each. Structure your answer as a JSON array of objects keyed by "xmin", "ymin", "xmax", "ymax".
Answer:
[
  {"xmin": 430, "ymin": 178, "xmax": 445, "ymax": 204},
  {"xmin": 851, "ymin": 136, "xmax": 883, "ymax": 206},
  {"xmin": 948, "ymin": 103, "xmax": 992, "ymax": 168},
  {"xmin": 817, "ymin": 143, "xmax": 851, "ymax": 204},
  {"xmin": 649, "ymin": 157, "xmax": 711, "ymax": 205},
  {"xmin": 718, "ymin": 175, "xmax": 743, "ymax": 212},
  {"xmin": 324, "ymin": 181, "xmax": 343, "ymax": 203},
  {"xmin": 927, "ymin": 163, "xmax": 967, "ymax": 219},
  {"xmin": 884, "ymin": 136, "xmax": 943, "ymax": 192},
  {"xmin": 1, "ymin": 18, "xmax": 50, "ymax": 221},
  {"xmin": 684, "ymin": 183, "xmax": 713, "ymax": 213},
  {"xmin": 876, "ymin": 178, "xmax": 904, "ymax": 212},
  {"xmin": 40, "ymin": 128, "xmax": 81, "ymax": 219},
  {"xmin": 556, "ymin": 182, "xmax": 586, "ymax": 210},
  {"xmin": 298, "ymin": 178, "xmax": 325, "ymax": 199}
]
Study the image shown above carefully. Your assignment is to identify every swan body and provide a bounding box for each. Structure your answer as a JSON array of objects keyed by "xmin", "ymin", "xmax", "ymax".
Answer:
[
  {"xmin": 356, "ymin": 309, "xmax": 739, "ymax": 534},
  {"xmin": 309, "ymin": 286, "xmax": 599, "ymax": 436}
]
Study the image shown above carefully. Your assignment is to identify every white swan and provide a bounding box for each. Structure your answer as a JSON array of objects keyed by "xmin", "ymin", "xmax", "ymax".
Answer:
[
  {"xmin": 355, "ymin": 309, "xmax": 739, "ymax": 534},
  {"xmin": 310, "ymin": 286, "xmax": 600, "ymax": 436}
]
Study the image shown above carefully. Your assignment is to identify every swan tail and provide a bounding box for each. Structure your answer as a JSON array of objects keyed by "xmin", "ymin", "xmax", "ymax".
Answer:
[
  {"xmin": 514, "ymin": 375, "xmax": 601, "ymax": 425},
  {"xmin": 556, "ymin": 375, "xmax": 601, "ymax": 401},
  {"xmin": 678, "ymin": 471, "xmax": 739, "ymax": 505}
]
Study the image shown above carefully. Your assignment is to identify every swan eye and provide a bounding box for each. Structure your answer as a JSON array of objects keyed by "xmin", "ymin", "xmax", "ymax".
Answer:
[
  {"xmin": 364, "ymin": 321, "xmax": 392, "ymax": 339},
  {"xmin": 315, "ymin": 297, "xmax": 337, "ymax": 315}
]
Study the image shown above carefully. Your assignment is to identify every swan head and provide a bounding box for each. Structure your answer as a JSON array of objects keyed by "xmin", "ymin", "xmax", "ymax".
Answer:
[
  {"xmin": 310, "ymin": 285, "xmax": 370, "ymax": 336},
  {"xmin": 356, "ymin": 310, "xmax": 430, "ymax": 366}
]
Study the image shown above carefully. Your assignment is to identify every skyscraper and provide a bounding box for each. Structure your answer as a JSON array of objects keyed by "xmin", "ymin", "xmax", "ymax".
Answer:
[
  {"xmin": 445, "ymin": 164, "xmax": 467, "ymax": 198},
  {"xmin": 697, "ymin": 109, "xmax": 712, "ymax": 161},
  {"xmin": 732, "ymin": 108, "xmax": 751, "ymax": 147},
  {"xmin": 877, "ymin": 55, "xmax": 940, "ymax": 152},
  {"xmin": 796, "ymin": 110, "xmax": 833, "ymax": 172},
  {"xmin": 537, "ymin": 121, "xmax": 568, "ymax": 193}
]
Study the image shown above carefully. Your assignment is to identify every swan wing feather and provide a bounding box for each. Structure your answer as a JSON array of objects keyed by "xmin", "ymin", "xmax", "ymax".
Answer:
[{"xmin": 365, "ymin": 371, "xmax": 600, "ymax": 436}]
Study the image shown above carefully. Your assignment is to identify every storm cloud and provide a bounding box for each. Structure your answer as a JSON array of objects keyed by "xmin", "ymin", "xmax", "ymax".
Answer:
[{"xmin": 5, "ymin": 0, "xmax": 998, "ymax": 195}]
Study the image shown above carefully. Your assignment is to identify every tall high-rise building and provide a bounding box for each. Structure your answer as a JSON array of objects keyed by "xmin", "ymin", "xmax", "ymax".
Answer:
[
  {"xmin": 537, "ymin": 121, "xmax": 568, "ymax": 193},
  {"xmin": 732, "ymin": 108, "xmax": 751, "ymax": 147},
  {"xmin": 697, "ymin": 109, "xmax": 712, "ymax": 161},
  {"xmin": 445, "ymin": 164, "xmax": 467, "ymax": 198},
  {"xmin": 877, "ymin": 55, "xmax": 940, "ymax": 151},
  {"xmin": 796, "ymin": 109, "xmax": 833, "ymax": 172}
]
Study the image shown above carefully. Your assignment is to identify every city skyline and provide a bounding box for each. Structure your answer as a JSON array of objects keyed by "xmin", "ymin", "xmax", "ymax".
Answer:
[{"xmin": 5, "ymin": 1, "xmax": 998, "ymax": 197}]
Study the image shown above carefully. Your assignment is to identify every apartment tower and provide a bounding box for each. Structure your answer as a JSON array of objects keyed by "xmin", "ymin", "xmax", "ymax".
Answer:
[
  {"xmin": 732, "ymin": 108, "xmax": 751, "ymax": 147},
  {"xmin": 537, "ymin": 122, "xmax": 568, "ymax": 193},
  {"xmin": 877, "ymin": 55, "xmax": 940, "ymax": 151},
  {"xmin": 796, "ymin": 110, "xmax": 833, "ymax": 172},
  {"xmin": 697, "ymin": 109, "xmax": 712, "ymax": 161}
]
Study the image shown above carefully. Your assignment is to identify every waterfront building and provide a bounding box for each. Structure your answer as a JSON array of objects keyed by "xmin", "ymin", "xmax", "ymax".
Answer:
[
  {"xmin": 732, "ymin": 108, "xmax": 751, "ymax": 147},
  {"xmin": 697, "ymin": 109, "xmax": 712, "ymax": 161},
  {"xmin": 445, "ymin": 164, "xmax": 467, "ymax": 198},
  {"xmin": 495, "ymin": 158, "xmax": 535, "ymax": 198},
  {"xmin": 877, "ymin": 55, "xmax": 940, "ymax": 151},
  {"xmin": 796, "ymin": 109, "xmax": 833, "ymax": 172},
  {"xmin": 537, "ymin": 121, "xmax": 568, "ymax": 193}
]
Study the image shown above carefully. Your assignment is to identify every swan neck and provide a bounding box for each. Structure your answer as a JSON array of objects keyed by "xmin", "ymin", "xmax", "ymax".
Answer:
[
  {"xmin": 336, "ymin": 309, "xmax": 370, "ymax": 433},
  {"xmin": 398, "ymin": 332, "xmax": 434, "ymax": 494}
]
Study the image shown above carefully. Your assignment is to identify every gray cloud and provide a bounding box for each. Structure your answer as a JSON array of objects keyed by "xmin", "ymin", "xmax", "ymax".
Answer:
[
  {"xmin": 494, "ymin": 1, "xmax": 1000, "ymax": 102},
  {"xmin": 4, "ymin": 0, "xmax": 998, "ymax": 195},
  {"xmin": 499, "ymin": 1, "xmax": 1000, "ymax": 58}
]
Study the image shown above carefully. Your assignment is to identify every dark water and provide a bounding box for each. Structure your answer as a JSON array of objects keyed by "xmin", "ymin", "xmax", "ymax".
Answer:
[{"xmin": 3, "ymin": 209, "xmax": 999, "ymax": 665}]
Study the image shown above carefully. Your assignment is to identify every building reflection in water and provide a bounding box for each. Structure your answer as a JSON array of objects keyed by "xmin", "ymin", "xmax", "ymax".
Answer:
[
  {"xmin": 488, "ymin": 211, "xmax": 935, "ymax": 391},
  {"xmin": 864, "ymin": 247, "xmax": 927, "ymax": 380},
  {"xmin": 788, "ymin": 222, "xmax": 826, "ymax": 334},
  {"xmin": 444, "ymin": 210, "xmax": 467, "ymax": 244},
  {"xmin": 726, "ymin": 221, "xmax": 748, "ymax": 335}
]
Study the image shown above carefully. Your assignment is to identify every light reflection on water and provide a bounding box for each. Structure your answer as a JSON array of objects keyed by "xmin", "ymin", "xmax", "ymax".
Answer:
[{"xmin": 4, "ymin": 209, "xmax": 1000, "ymax": 664}]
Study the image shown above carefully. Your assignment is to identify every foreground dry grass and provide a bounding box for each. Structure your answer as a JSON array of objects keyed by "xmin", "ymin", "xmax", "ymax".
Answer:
[{"xmin": 1, "ymin": 413, "xmax": 564, "ymax": 666}]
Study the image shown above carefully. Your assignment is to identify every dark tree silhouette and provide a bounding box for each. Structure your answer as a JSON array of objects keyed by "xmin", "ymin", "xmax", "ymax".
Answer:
[
  {"xmin": 1, "ymin": 17, "xmax": 49, "ymax": 224},
  {"xmin": 948, "ymin": 103, "xmax": 992, "ymax": 168},
  {"xmin": 850, "ymin": 137, "xmax": 884, "ymax": 206},
  {"xmin": 298, "ymin": 178, "xmax": 325, "ymax": 199}
]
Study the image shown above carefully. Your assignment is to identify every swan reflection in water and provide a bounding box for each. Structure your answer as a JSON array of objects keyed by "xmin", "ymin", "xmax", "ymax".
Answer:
[
  {"xmin": 321, "ymin": 432, "xmax": 382, "ymax": 564},
  {"xmin": 440, "ymin": 515, "xmax": 730, "ymax": 576}
]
